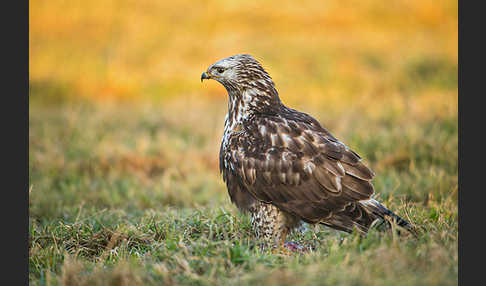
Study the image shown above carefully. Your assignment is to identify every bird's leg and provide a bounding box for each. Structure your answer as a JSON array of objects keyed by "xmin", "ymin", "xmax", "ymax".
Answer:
[
  {"xmin": 251, "ymin": 202, "xmax": 308, "ymax": 254},
  {"xmin": 272, "ymin": 227, "xmax": 290, "ymax": 255},
  {"xmin": 279, "ymin": 228, "xmax": 288, "ymax": 248}
]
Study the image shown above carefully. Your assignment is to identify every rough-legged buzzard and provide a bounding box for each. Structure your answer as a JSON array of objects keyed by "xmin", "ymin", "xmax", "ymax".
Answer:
[{"xmin": 201, "ymin": 54, "xmax": 416, "ymax": 250}]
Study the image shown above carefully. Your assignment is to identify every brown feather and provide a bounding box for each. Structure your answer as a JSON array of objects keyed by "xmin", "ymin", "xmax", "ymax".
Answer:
[
  {"xmin": 208, "ymin": 54, "xmax": 415, "ymax": 238},
  {"xmin": 341, "ymin": 175, "xmax": 374, "ymax": 198},
  {"xmin": 342, "ymin": 161, "xmax": 375, "ymax": 180},
  {"xmin": 313, "ymin": 165, "xmax": 341, "ymax": 193}
]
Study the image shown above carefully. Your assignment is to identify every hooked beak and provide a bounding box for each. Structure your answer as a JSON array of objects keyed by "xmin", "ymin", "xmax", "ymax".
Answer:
[{"xmin": 201, "ymin": 72, "xmax": 211, "ymax": 82}]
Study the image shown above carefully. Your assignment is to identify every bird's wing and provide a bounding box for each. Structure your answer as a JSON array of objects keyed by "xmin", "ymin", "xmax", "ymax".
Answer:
[{"xmin": 221, "ymin": 114, "xmax": 376, "ymax": 228}]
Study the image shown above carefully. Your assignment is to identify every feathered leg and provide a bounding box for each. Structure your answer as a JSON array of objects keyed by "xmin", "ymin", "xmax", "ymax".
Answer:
[{"xmin": 250, "ymin": 202, "xmax": 301, "ymax": 253}]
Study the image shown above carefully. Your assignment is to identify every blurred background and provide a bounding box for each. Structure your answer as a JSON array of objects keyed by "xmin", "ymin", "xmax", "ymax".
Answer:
[{"xmin": 29, "ymin": 0, "xmax": 457, "ymax": 218}]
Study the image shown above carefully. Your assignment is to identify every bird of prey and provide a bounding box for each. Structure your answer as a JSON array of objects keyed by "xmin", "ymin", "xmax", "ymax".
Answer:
[{"xmin": 201, "ymin": 54, "xmax": 416, "ymax": 251}]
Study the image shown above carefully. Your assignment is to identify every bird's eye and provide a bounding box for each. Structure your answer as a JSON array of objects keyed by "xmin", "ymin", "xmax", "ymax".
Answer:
[{"xmin": 217, "ymin": 68, "xmax": 224, "ymax": 74}]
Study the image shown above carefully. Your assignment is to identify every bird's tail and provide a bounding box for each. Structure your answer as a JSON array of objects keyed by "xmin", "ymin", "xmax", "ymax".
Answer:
[{"xmin": 360, "ymin": 199, "xmax": 418, "ymax": 237}]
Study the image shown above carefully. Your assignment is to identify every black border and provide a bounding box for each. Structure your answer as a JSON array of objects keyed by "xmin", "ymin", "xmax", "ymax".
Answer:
[
  {"xmin": 8, "ymin": 0, "xmax": 30, "ymax": 284},
  {"xmin": 458, "ymin": 0, "xmax": 482, "ymax": 285}
]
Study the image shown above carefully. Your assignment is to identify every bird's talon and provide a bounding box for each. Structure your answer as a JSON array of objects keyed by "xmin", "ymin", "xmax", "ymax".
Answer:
[{"xmin": 284, "ymin": 241, "xmax": 309, "ymax": 253}]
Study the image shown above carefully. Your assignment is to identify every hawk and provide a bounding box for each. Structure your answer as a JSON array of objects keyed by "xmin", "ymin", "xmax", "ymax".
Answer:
[{"xmin": 201, "ymin": 54, "xmax": 416, "ymax": 251}]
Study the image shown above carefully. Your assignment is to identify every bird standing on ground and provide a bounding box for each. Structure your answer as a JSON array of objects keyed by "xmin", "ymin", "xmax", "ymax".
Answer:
[{"xmin": 201, "ymin": 54, "xmax": 416, "ymax": 251}]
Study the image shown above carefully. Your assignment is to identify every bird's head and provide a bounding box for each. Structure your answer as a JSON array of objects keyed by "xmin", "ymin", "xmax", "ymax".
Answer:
[{"xmin": 201, "ymin": 54, "xmax": 277, "ymax": 97}]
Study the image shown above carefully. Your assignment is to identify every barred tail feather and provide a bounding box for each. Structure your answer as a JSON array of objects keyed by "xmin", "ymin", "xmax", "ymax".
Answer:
[{"xmin": 360, "ymin": 199, "xmax": 418, "ymax": 237}]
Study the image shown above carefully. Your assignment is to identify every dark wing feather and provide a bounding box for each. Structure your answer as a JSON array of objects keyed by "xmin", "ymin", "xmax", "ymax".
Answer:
[{"xmin": 220, "ymin": 113, "xmax": 376, "ymax": 232}]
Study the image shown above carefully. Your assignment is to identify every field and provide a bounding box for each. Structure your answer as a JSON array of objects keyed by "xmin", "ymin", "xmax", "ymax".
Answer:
[{"xmin": 29, "ymin": 0, "xmax": 457, "ymax": 285}]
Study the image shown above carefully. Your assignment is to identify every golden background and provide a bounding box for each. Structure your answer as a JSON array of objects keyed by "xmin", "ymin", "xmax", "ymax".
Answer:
[{"xmin": 30, "ymin": 0, "xmax": 457, "ymax": 112}]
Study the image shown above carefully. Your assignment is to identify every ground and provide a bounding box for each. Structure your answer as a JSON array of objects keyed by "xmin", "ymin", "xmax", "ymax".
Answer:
[{"xmin": 29, "ymin": 93, "xmax": 457, "ymax": 285}]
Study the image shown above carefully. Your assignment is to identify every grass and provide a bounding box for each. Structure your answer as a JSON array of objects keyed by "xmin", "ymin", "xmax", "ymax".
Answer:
[
  {"xmin": 29, "ymin": 94, "xmax": 457, "ymax": 285},
  {"xmin": 29, "ymin": 0, "xmax": 457, "ymax": 285}
]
